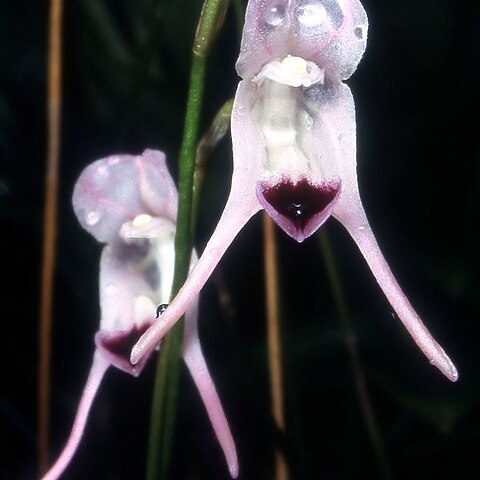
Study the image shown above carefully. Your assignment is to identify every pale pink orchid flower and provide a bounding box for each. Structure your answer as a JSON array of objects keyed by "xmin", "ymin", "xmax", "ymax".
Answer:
[
  {"xmin": 131, "ymin": 0, "xmax": 457, "ymax": 382},
  {"xmin": 41, "ymin": 150, "xmax": 238, "ymax": 480}
]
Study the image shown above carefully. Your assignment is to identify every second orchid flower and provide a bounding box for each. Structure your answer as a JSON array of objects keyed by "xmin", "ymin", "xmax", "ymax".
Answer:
[{"xmin": 42, "ymin": 150, "xmax": 238, "ymax": 480}]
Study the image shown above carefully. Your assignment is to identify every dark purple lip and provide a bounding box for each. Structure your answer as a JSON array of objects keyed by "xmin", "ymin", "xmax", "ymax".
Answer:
[
  {"xmin": 95, "ymin": 320, "xmax": 154, "ymax": 377},
  {"xmin": 257, "ymin": 177, "xmax": 340, "ymax": 242}
]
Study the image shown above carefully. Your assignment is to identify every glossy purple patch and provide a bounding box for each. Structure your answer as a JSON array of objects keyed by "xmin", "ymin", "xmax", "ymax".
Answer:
[
  {"xmin": 95, "ymin": 321, "xmax": 154, "ymax": 377},
  {"xmin": 257, "ymin": 177, "xmax": 340, "ymax": 242}
]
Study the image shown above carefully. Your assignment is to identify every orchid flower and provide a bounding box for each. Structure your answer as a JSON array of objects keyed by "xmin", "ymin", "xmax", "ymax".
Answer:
[
  {"xmin": 131, "ymin": 0, "xmax": 458, "ymax": 382},
  {"xmin": 41, "ymin": 150, "xmax": 238, "ymax": 480}
]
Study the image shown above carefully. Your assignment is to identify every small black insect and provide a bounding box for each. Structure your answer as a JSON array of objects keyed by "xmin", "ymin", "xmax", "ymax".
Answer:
[{"xmin": 156, "ymin": 303, "xmax": 169, "ymax": 318}]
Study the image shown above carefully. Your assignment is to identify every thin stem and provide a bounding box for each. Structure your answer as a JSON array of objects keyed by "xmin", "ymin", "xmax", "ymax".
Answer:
[
  {"xmin": 263, "ymin": 214, "xmax": 288, "ymax": 480},
  {"xmin": 318, "ymin": 230, "xmax": 393, "ymax": 480},
  {"xmin": 147, "ymin": 1, "xmax": 229, "ymax": 479},
  {"xmin": 39, "ymin": 0, "xmax": 63, "ymax": 474},
  {"xmin": 147, "ymin": 52, "xmax": 205, "ymax": 480}
]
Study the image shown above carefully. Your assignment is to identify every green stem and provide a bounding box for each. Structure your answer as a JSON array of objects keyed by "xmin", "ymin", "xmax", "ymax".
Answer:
[
  {"xmin": 146, "ymin": 1, "xmax": 229, "ymax": 479},
  {"xmin": 318, "ymin": 230, "xmax": 393, "ymax": 480}
]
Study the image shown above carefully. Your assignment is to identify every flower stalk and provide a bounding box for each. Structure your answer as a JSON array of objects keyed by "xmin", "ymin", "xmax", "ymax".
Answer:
[
  {"xmin": 263, "ymin": 214, "xmax": 288, "ymax": 480},
  {"xmin": 39, "ymin": 0, "xmax": 63, "ymax": 473},
  {"xmin": 146, "ymin": 1, "xmax": 230, "ymax": 479}
]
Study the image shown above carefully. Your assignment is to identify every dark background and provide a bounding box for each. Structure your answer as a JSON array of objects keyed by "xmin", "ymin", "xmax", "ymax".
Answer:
[{"xmin": 1, "ymin": 0, "xmax": 479, "ymax": 479}]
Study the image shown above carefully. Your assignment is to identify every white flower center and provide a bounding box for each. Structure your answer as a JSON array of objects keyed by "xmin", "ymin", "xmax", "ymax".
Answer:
[
  {"xmin": 132, "ymin": 213, "xmax": 153, "ymax": 228},
  {"xmin": 253, "ymin": 55, "xmax": 324, "ymax": 88}
]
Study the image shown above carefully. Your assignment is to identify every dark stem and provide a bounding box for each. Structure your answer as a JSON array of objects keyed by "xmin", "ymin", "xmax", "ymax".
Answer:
[
  {"xmin": 263, "ymin": 214, "xmax": 289, "ymax": 480},
  {"xmin": 39, "ymin": 0, "xmax": 63, "ymax": 473}
]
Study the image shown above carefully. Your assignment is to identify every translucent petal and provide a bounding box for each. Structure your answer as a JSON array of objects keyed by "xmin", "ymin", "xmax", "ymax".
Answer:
[
  {"xmin": 237, "ymin": 0, "xmax": 368, "ymax": 80},
  {"xmin": 72, "ymin": 150, "xmax": 178, "ymax": 243}
]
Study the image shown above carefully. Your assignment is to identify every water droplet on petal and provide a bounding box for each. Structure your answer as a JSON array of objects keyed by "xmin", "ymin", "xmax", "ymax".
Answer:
[
  {"xmin": 354, "ymin": 25, "xmax": 366, "ymax": 40},
  {"xmin": 358, "ymin": 225, "xmax": 366, "ymax": 231},
  {"xmin": 288, "ymin": 202, "xmax": 304, "ymax": 217},
  {"xmin": 107, "ymin": 156, "xmax": 120, "ymax": 166},
  {"xmin": 156, "ymin": 303, "xmax": 169, "ymax": 318},
  {"xmin": 261, "ymin": 178, "xmax": 339, "ymax": 238},
  {"xmin": 97, "ymin": 165, "xmax": 109, "ymax": 177},
  {"xmin": 298, "ymin": 2, "xmax": 327, "ymax": 27},
  {"xmin": 304, "ymin": 113, "xmax": 314, "ymax": 130},
  {"xmin": 264, "ymin": 5, "xmax": 285, "ymax": 27},
  {"xmin": 86, "ymin": 210, "xmax": 101, "ymax": 226}
]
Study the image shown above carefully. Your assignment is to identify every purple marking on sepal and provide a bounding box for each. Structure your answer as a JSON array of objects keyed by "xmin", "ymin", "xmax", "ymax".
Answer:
[
  {"xmin": 257, "ymin": 176, "xmax": 340, "ymax": 242},
  {"xmin": 95, "ymin": 321, "xmax": 154, "ymax": 377}
]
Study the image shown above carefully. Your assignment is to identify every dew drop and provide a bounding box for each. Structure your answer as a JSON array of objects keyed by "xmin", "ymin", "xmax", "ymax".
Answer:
[
  {"xmin": 156, "ymin": 303, "xmax": 169, "ymax": 318},
  {"xmin": 264, "ymin": 5, "xmax": 285, "ymax": 27},
  {"xmin": 86, "ymin": 210, "xmax": 101, "ymax": 226},
  {"xmin": 288, "ymin": 202, "xmax": 304, "ymax": 217},
  {"xmin": 354, "ymin": 25, "xmax": 365, "ymax": 40},
  {"xmin": 304, "ymin": 113, "xmax": 314, "ymax": 130},
  {"xmin": 107, "ymin": 156, "xmax": 120, "ymax": 166},
  {"xmin": 262, "ymin": 178, "xmax": 339, "ymax": 233},
  {"xmin": 298, "ymin": 2, "xmax": 327, "ymax": 27},
  {"xmin": 97, "ymin": 165, "xmax": 109, "ymax": 177},
  {"xmin": 358, "ymin": 225, "xmax": 366, "ymax": 231}
]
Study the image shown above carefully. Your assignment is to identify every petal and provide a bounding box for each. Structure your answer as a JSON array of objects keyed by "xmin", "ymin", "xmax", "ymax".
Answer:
[
  {"xmin": 72, "ymin": 150, "xmax": 177, "ymax": 243},
  {"xmin": 99, "ymin": 217, "xmax": 176, "ymax": 332},
  {"xmin": 119, "ymin": 216, "xmax": 177, "ymax": 303},
  {"xmin": 257, "ymin": 176, "xmax": 340, "ymax": 242},
  {"xmin": 138, "ymin": 149, "xmax": 179, "ymax": 223},
  {"xmin": 95, "ymin": 321, "xmax": 154, "ymax": 377},
  {"xmin": 183, "ymin": 297, "xmax": 238, "ymax": 478},
  {"xmin": 233, "ymin": 77, "xmax": 355, "ymax": 241},
  {"xmin": 236, "ymin": 0, "xmax": 368, "ymax": 81},
  {"xmin": 99, "ymin": 244, "xmax": 156, "ymax": 331},
  {"xmin": 334, "ymin": 200, "xmax": 458, "ymax": 382},
  {"xmin": 131, "ymin": 77, "xmax": 356, "ymax": 359},
  {"xmin": 41, "ymin": 352, "xmax": 110, "ymax": 480}
]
